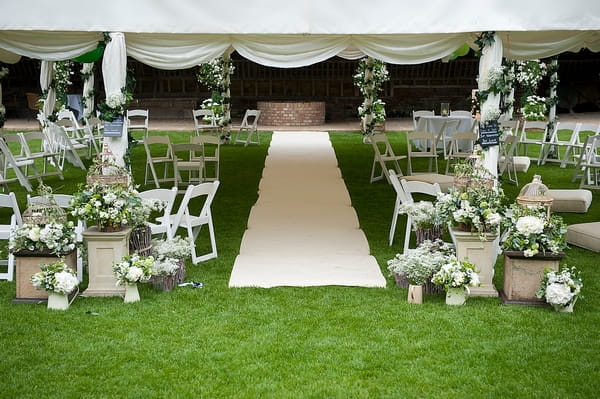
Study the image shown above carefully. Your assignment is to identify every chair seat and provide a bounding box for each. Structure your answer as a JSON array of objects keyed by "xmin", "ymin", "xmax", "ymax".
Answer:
[
  {"xmin": 566, "ymin": 222, "xmax": 600, "ymax": 252},
  {"xmin": 548, "ymin": 189, "xmax": 593, "ymax": 213},
  {"xmin": 401, "ymin": 174, "xmax": 454, "ymax": 192}
]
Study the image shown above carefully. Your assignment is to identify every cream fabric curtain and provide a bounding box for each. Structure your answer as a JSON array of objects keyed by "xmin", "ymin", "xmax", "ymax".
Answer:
[
  {"xmin": 478, "ymin": 33, "xmax": 503, "ymax": 178},
  {"xmin": 0, "ymin": 31, "xmax": 100, "ymax": 61},
  {"xmin": 40, "ymin": 60, "xmax": 55, "ymax": 120},
  {"xmin": 81, "ymin": 63, "xmax": 95, "ymax": 119},
  {"xmin": 102, "ymin": 32, "xmax": 128, "ymax": 166}
]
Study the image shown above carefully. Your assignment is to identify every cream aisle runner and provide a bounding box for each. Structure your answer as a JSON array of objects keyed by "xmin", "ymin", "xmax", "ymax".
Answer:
[{"xmin": 229, "ymin": 131, "xmax": 386, "ymax": 288}]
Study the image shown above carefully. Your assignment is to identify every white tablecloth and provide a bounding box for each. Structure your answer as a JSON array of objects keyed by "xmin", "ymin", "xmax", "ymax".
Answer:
[{"xmin": 416, "ymin": 115, "xmax": 475, "ymax": 150}]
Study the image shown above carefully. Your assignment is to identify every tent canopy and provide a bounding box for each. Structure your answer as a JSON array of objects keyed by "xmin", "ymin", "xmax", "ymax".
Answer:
[{"xmin": 1, "ymin": 0, "xmax": 600, "ymax": 68}]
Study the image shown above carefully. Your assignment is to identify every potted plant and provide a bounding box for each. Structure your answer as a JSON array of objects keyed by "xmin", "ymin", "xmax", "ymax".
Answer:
[
  {"xmin": 151, "ymin": 257, "xmax": 180, "ymax": 291},
  {"xmin": 432, "ymin": 258, "xmax": 480, "ymax": 305},
  {"xmin": 128, "ymin": 196, "xmax": 167, "ymax": 257},
  {"xmin": 152, "ymin": 236, "xmax": 191, "ymax": 284},
  {"xmin": 399, "ymin": 201, "xmax": 444, "ymax": 244},
  {"xmin": 113, "ymin": 253, "xmax": 155, "ymax": 303},
  {"xmin": 70, "ymin": 181, "xmax": 143, "ymax": 232},
  {"xmin": 96, "ymin": 71, "xmax": 135, "ymax": 136},
  {"xmin": 387, "ymin": 240, "xmax": 455, "ymax": 304},
  {"xmin": 536, "ymin": 266, "xmax": 583, "ymax": 312},
  {"xmin": 10, "ymin": 191, "xmax": 79, "ymax": 302},
  {"xmin": 30, "ymin": 260, "xmax": 79, "ymax": 310},
  {"xmin": 501, "ymin": 205, "xmax": 567, "ymax": 304}
]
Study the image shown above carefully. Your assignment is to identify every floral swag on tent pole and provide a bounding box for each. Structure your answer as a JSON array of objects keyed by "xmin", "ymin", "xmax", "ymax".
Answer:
[{"xmin": 353, "ymin": 57, "xmax": 389, "ymax": 135}]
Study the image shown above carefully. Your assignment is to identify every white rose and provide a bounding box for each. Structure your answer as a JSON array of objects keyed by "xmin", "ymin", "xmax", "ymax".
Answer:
[{"xmin": 28, "ymin": 227, "xmax": 41, "ymax": 242}]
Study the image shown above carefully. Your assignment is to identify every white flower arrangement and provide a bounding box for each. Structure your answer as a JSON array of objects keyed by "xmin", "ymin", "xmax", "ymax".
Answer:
[
  {"xmin": 105, "ymin": 92, "xmax": 126, "ymax": 109},
  {"xmin": 113, "ymin": 253, "xmax": 155, "ymax": 285},
  {"xmin": 536, "ymin": 266, "xmax": 582, "ymax": 308},
  {"xmin": 129, "ymin": 195, "xmax": 166, "ymax": 229},
  {"xmin": 10, "ymin": 221, "xmax": 77, "ymax": 255},
  {"xmin": 387, "ymin": 240, "xmax": 455, "ymax": 285},
  {"xmin": 31, "ymin": 260, "xmax": 79, "ymax": 295},
  {"xmin": 153, "ymin": 257, "xmax": 180, "ymax": 276},
  {"xmin": 70, "ymin": 182, "xmax": 143, "ymax": 231},
  {"xmin": 0, "ymin": 66, "xmax": 9, "ymax": 80},
  {"xmin": 152, "ymin": 236, "xmax": 191, "ymax": 260},
  {"xmin": 399, "ymin": 201, "xmax": 442, "ymax": 230},
  {"xmin": 516, "ymin": 60, "xmax": 547, "ymax": 90},
  {"xmin": 432, "ymin": 258, "xmax": 480, "ymax": 290},
  {"xmin": 502, "ymin": 205, "xmax": 567, "ymax": 257},
  {"xmin": 480, "ymin": 102, "xmax": 501, "ymax": 123},
  {"xmin": 521, "ymin": 95, "xmax": 547, "ymax": 121}
]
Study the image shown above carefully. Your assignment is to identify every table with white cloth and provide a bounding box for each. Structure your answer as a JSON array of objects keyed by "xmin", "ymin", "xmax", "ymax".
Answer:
[{"xmin": 416, "ymin": 115, "xmax": 475, "ymax": 151}]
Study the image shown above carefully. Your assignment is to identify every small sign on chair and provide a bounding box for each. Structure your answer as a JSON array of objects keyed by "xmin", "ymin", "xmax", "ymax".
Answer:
[{"xmin": 478, "ymin": 120, "xmax": 500, "ymax": 148}]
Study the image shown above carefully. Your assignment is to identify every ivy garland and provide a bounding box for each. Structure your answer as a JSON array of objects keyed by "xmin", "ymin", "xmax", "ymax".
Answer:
[
  {"xmin": 51, "ymin": 60, "xmax": 74, "ymax": 113},
  {"xmin": 353, "ymin": 57, "xmax": 389, "ymax": 135}
]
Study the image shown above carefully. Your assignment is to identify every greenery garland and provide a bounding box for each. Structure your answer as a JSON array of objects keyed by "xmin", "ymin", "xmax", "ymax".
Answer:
[
  {"xmin": 197, "ymin": 56, "xmax": 235, "ymax": 137},
  {"xmin": 353, "ymin": 57, "xmax": 389, "ymax": 135},
  {"xmin": 0, "ymin": 66, "xmax": 8, "ymax": 128},
  {"xmin": 51, "ymin": 60, "xmax": 74, "ymax": 114},
  {"xmin": 474, "ymin": 31, "xmax": 495, "ymax": 57}
]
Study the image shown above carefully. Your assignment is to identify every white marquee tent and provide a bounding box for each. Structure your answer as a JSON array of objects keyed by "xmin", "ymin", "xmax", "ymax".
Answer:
[{"xmin": 1, "ymin": 0, "xmax": 600, "ymax": 166}]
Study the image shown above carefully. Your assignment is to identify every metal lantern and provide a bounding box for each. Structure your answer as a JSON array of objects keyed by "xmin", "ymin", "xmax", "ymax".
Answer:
[{"xmin": 516, "ymin": 175, "xmax": 553, "ymax": 219}]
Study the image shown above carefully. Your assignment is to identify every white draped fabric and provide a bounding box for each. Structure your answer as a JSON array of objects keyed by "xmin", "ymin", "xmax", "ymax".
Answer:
[
  {"xmin": 102, "ymin": 32, "xmax": 128, "ymax": 166},
  {"xmin": 81, "ymin": 63, "xmax": 94, "ymax": 119},
  {"xmin": 478, "ymin": 34, "xmax": 504, "ymax": 178},
  {"xmin": 40, "ymin": 61, "xmax": 55, "ymax": 120}
]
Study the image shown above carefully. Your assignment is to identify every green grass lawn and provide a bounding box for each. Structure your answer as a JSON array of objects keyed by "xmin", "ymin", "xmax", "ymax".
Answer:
[{"xmin": 1, "ymin": 130, "xmax": 599, "ymax": 398}]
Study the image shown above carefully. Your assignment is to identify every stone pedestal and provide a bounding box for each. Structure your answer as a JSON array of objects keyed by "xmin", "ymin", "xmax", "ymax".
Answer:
[
  {"xmin": 501, "ymin": 251, "xmax": 564, "ymax": 305},
  {"xmin": 83, "ymin": 226, "xmax": 131, "ymax": 296},
  {"xmin": 13, "ymin": 250, "xmax": 77, "ymax": 303},
  {"xmin": 452, "ymin": 229, "xmax": 499, "ymax": 297}
]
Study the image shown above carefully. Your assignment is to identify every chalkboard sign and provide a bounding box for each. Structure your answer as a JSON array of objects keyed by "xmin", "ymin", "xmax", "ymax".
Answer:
[{"xmin": 478, "ymin": 120, "xmax": 500, "ymax": 148}]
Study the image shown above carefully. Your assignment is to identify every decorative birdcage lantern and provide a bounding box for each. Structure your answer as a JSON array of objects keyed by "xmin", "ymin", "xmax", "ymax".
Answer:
[
  {"xmin": 516, "ymin": 175, "xmax": 553, "ymax": 219},
  {"xmin": 22, "ymin": 198, "xmax": 67, "ymax": 226},
  {"xmin": 86, "ymin": 143, "xmax": 130, "ymax": 186},
  {"xmin": 453, "ymin": 150, "xmax": 495, "ymax": 190}
]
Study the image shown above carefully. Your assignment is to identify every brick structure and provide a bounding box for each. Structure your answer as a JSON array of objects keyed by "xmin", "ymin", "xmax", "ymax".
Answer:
[{"xmin": 257, "ymin": 101, "xmax": 326, "ymax": 126}]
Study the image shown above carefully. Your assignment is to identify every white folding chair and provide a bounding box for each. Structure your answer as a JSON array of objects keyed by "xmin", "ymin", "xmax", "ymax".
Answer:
[
  {"xmin": 399, "ymin": 178, "xmax": 441, "ymax": 254},
  {"xmin": 406, "ymin": 130, "xmax": 438, "ymax": 175},
  {"xmin": 0, "ymin": 192, "xmax": 22, "ymax": 281},
  {"xmin": 126, "ymin": 109, "xmax": 149, "ymax": 141},
  {"xmin": 192, "ymin": 109, "xmax": 218, "ymax": 136},
  {"xmin": 388, "ymin": 170, "xmax": 411, "ymax": 247},
  {"xmin": 172, "ymin": 142, "xmax": 204, "ymax": 191},
  {"xmin": 143, "ymin": 136, "xmax": 176, "ymax": 188},
  {"xmin": 434, "ymin": 119, "xmax": 461, "ymax": 160},
  {"xmin": 190, "ymin": 135, "xmax": 220, "ymax": 181},
  {"xmin": 137, "ymin": 187, "xmax": 178, "ymax": 238},
  {"xmin": 449, "ymin": 110, "xmax": 473, "ymax": 117},
  {"xmin": 163, "ymin": 181, "xmax": 220, "ymax": 264},
  {"xmin": 84, "ymin": 116, "xmax": 105, "ymax": 155},
  {"xmin": 573, "ymin": 134, "xmax": 600, "ymax": 189},
  {"xmin": 369, "ymin": 133, "xmax": 406, "ymax": 184},
  {"xmin": 518, "ymin": 120, "xmax": 548, "ymax": 159},
  {"xmin": 46, "ymin": 122, "xmax": 87, "ymax": 170},
  {"xmin": 498, "ymin": 134, "xmax": 530, "ymax": 186},
  {"xmin": 232, "ymin": 110, "xmax": 261, "ymax": 146},
  {"xmin": 538, "ymin": 122, "xmax": 581, "ymax": 166},
  {"xmin": 412, "ymin": 110, "xmax": 434, "ymax": 130},
  {"xmin": 445, "ymin": 130, "xmax": 478, "ymax": 175},
  {"xmin": 562, "ymin": 123, "xmax": 600, "ymax": 169},
  {"xmin": 18, "ymin": 131, "xmax": 64, "ymax": 180},
  {"xmin": 0, "ymin": 137, "xmax": 35, "ymax": 192},
  {"xmin": 27, "ymin": 193, "xmax": 85, "ymax": 281},
  {"xmin": 56, "ymin": 109, "xmax": 95, "ymax": 157}
]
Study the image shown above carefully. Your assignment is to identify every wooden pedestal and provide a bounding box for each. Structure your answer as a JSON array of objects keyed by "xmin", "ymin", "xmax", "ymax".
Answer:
[
  {"xmin": 13, "ymin": 250, "xmax": 77, "ymax": 303},
  {"xmin": 452, "ymin": 229, "xmax": 499, "ymax": 297},
  {"xmin": 82, "ymin": 226, "xmax": 131, "ymax": 296},
  {"xmin": 501, "ymin": 251, "xmax": 564, "ymax": 305}
]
